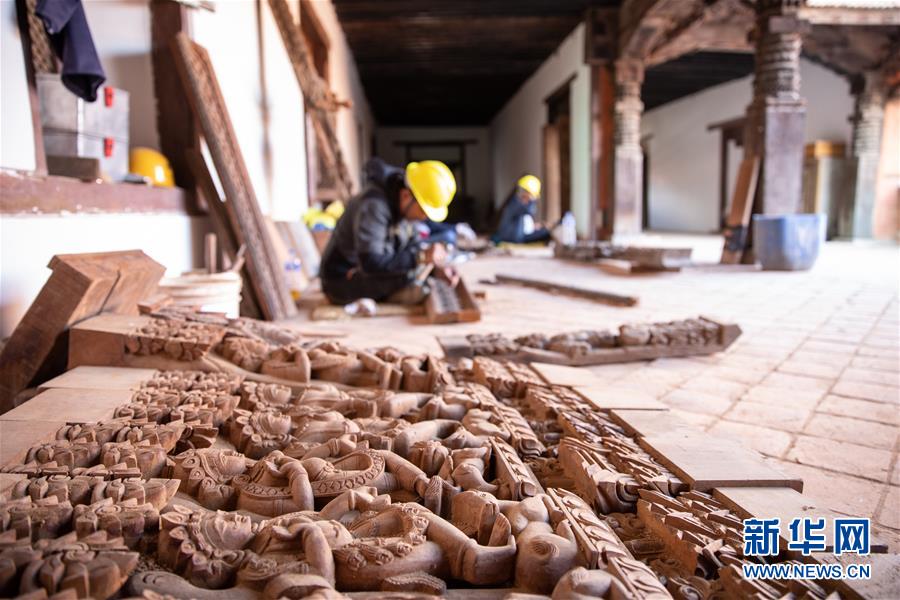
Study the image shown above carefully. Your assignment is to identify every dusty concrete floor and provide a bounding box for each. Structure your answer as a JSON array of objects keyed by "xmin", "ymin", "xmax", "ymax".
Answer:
[{"xmin": 289, "ymin": 234, "xmax": 900, "ymax": 549}]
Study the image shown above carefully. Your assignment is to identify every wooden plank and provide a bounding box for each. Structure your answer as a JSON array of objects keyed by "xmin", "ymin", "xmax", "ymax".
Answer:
[
  {"xmin": 493, "ymin": 273, "xmax": 638, "ymax": 307},
  {"xmin": 171, "ymin": 33, "xmax": 296, "ymax": 321},
  {"xmin": 609, "ymin": 409, "xmax": 695, "ymax": 437},
  {"xmin": 721, "ymin": 154, "xmax": 759, "ymax": 264},
  {"xmin": 714, "ymin": 487, "xmax": 889, "ymax": 554},
  {"xmin": 38, "ymin": 366, "xmax": 157, "ymax": 391},
  {"xmin": 0, "ymin": 171, "xmax": 193, "ymax": 215},
  {"xmin": 437, "ymin": 335, "xmax": 474, "ymax": 360},
  {"xmin": 530, "ymin": 362, "xmax": 603, "ymax": 387},
  {"xmin": 573, "ymin": 386, "xmax": 669, "ymax": 411},
  {"xmin": 0, "ymin": 388, "xmax": 133, "ymax": 423},
  {"xmin": 0, "ymin": 251, "xmax": 164, "ymax": 415},
  {"xmin": 812, "ymin": 554, "xmax": 900, "ymax": 600},
  {"xmin": 0, "ymin": 420, "xmax": 66, "ymax": 467},
  {"xmin": 639, "ymin": 432, "xmax": 803, "ymax": 492}
]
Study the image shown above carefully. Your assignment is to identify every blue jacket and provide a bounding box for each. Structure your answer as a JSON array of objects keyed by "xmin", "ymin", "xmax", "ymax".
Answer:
[{"xmin": 492, "ymin": 190, "xmax": 537, "ymax": 244}]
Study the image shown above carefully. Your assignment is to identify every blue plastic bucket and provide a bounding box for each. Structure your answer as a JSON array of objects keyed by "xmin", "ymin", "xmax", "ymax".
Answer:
[{"xmin": 752, "ymin": 214, "xmax": 826, "ymax": 271}]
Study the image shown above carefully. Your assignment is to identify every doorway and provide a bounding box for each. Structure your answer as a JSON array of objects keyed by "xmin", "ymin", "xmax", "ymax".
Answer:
[{"xmin": 543, "ymin": 78, "xmax": 573, "ymax": 224}]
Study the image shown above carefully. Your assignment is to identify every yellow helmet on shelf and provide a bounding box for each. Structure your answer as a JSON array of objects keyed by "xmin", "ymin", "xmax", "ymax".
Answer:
[
  {"xmin": 405, "ymin": 160, "xmax": 456, "ymax": 222},
  {"xmin": 517, "ymin": 174, "xmax": 541, "ymax": 198},
  {"xmin": 129, "ymin": 147, "xmax": 174, "ymax": 187}
]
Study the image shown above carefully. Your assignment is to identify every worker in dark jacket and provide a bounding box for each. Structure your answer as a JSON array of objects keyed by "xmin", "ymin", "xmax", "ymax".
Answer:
[
  {"xmin": 320, "ymin": 158, "xmax": 457, "ymax": 305},
  {"xmin": 491, "ymin": 174, "xmax": 551, "ymax": 244}
]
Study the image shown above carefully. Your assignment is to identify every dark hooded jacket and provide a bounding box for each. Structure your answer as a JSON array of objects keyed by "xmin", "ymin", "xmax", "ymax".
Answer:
[{"xmin": 319, "ymin": 158, "xmax": 419, "ymax": 281}]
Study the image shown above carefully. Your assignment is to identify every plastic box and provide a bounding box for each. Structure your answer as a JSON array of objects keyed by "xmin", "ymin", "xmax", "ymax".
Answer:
[{"xmin": 752, "ymin": 214, "xmax": 826, "ymax": 271}]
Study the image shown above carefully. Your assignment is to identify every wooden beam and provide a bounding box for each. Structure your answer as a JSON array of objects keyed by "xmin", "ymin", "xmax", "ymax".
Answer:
[
  {"xmin": 591, "ymin": 63, "xmax": 615, "ymax": 240},
  {"xmin": 0, "ymin": 171, "xmax": 194, "ymax": 215},
  {"xmin": 150, "ymin": 0, "xmax": 198, "ymax": 194},
  {"xmin": 492, "ymin": 274, "xmax": 639, "ymax": 307},
  {"xmin": 798, "ymin": 6, "xmax": 900, "ymax": 26},
  {"xmin": 268, "ymin": 0, "xmax": 354, "ymax": 201}
]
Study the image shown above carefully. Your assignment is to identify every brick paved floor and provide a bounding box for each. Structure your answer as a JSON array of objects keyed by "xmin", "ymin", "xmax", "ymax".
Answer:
[{"xmin": 291, "ymin": 235, "xmax": 900, "ymax": 548}]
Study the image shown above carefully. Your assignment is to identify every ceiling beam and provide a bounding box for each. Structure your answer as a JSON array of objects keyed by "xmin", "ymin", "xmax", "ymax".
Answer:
[{"xmin": 797, "ymin": 6, "xmax": 900, "ymax": 26}]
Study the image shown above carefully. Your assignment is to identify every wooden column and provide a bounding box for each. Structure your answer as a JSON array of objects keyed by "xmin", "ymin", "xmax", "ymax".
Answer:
[
  {"xmin": 744, "ymin": 0, "xmax": 807, "ymax": 216},
  {"xmin": 591, "ymin": 63, "xmax": 615, "ymax": 240},
  {"xmin": 845, "ymin": 73, "xmax": 886, "ymax": 238},
  {"xmin": 150, "ymin": 0, "xmax": 197, "ymax": 192},
  {"xmin": 611, "ymin": 59, "xmax": 645, "ymax": 236}
]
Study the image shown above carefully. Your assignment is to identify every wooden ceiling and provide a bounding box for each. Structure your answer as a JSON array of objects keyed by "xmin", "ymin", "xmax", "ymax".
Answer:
[
  {"xmin": 643, "ymin": 51, "xmax": 755, "ymax": 111},
  {"xmin": 333, "ymin": 0, "xmax": 618, "ymax": 126}
]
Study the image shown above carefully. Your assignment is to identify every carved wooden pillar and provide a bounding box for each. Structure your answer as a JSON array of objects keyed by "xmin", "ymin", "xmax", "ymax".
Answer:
[
  {"xmin": 611, "ymin": 59, "xmax": 645, "ymax": 236},
  {"xmin": 744, "ymin": 0, "xmax": 807, "ymax": 215},
  {"xmin": 846, "ymin": 73, "xmax": 886, "ymax": 238}
]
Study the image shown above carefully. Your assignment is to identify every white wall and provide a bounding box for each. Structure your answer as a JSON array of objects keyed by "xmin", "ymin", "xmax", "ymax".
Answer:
[
  {"xmin": 375, "ymin": 127, "xmax": 492, "ymax": 224},
  {"xmin": 192, "ymin": 0, "xmax": 308, "ymax": 219},
  {"xmin": 1, "ymin": 0, "xmax": 37, "ymax": 171},
  {"xmin": 490, "ymin": 24, "xmax": 592, "ymax": 237},
  {"xmin": 642, "ymin": 57, "xmax": 854, "ymax": 232}
]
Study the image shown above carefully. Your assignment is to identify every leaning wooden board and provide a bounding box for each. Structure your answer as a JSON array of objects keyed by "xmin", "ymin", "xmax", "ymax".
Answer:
[
  {"xmin": 172, "ymin": 33, "xmax": 296, "ymax": 321},
  {"xmin": 0, "ymin": 251, "xmax": 164, "ymax": 415}
]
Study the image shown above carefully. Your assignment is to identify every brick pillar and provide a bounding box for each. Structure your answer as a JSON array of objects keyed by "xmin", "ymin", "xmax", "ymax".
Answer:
[
  {"xmin": 744, "ymin": 0, "xmax": 807, "ymax": 215},
  {"xmin": 611, "ymin": 59, "xmax": 645, "ymax": 236},
  {"xmin": 845, "ymin": 73, "xmax": 886, "ymax": 238}
]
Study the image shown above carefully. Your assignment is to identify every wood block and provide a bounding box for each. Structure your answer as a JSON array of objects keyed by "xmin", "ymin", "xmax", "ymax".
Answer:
[
  {"xmin": 38, "ymin": 366, "xmax": 157, "ymax": 391},
  {"xmin": 68, "ymin": 313, "xmax": 152, "ymax": 369},
  {"xmin": 47, "ymin": 154, "xmax": 101, "ymax": 181},
  {"xmin": 0, "ymin": 250, "xmax": 164, "ymax": 414},
  {"xmin": 812, "ymin": 553, "xmax": 899, "ymax": 599},
  {"xmin": 437, "ymin": 335, "xmax": 474, "ymax": 360},
  {"xmin": 425, "ymin": 278, "xmax": 481, "ymax": 324},
  {"xmin": 609, "ymin": 409, "xmax": 695, "ymax": 437},
  {"xmin": 639, "ymin": 432, "xmax": 803, "ymax": 492},
  {"xmin": 573, "ymin": 386, "xmax": 669, "ymax": 411},
  {"xmin": 530, "ymin": 362, "xmax": 602, "ymax": 387},
  {"xmin": 0, "ymin": 420, "xmax": 66, "ymax": 467},
  {"xmin": 714, "ymin": 487, "xmax": 888, "ymax": 554},
  {"xmin": 0, "ymin": 388, "xmax": 134, "ymax": 423}
]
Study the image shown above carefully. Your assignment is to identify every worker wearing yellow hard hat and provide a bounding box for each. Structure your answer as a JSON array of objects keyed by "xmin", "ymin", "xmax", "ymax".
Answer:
[
  {"xmin": 492, "ymin": 173, "xmax": 552, "ymax": 244},
  {"xmin": 319, "ymin": 157, "xmax": 458, "ymax": 306}
]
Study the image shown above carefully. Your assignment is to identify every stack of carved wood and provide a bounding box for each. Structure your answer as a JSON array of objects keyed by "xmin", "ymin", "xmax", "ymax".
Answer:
[
  {"xmin": 441, "ymin": 317, "xmax": 742, "ymax": 365},
  {"xmin": 1, "ymin": 318, "xmax": 885, "ymax": 599},
  {"xmin": 555, "ymin": 242, "xmax": 693, "ymax": 271},
  {"xmin": 68, "ymin": 310, "xmax": 452, "ymax": 393}
]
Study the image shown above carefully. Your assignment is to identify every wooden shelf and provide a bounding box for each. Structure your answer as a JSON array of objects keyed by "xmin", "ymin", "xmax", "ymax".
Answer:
[{"xmin": 0, "ymin": 170, "xmax": 197, "ymax": 215}]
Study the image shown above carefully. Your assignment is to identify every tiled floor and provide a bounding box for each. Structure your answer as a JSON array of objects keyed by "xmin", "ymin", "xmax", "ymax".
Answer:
[{"xmin": 290, "ymin": 235, "xmax": 900, "ymax": 548}]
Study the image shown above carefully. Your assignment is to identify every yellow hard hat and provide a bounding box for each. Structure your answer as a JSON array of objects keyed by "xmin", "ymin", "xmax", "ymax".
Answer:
[
  {"xmin": 324, "ymin": 200, "xmax": 345, "ymax": 219},
  {"xmin": 129, "ymin": 147, "xmax": 174, "ymax": 187},
  {"xmin": 405, "ymin": 160, "xmax": 456, "ymax": 222},
  {"xmin": 517, "ymin": 174, "xmax": 541, "ymax": 198}
]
